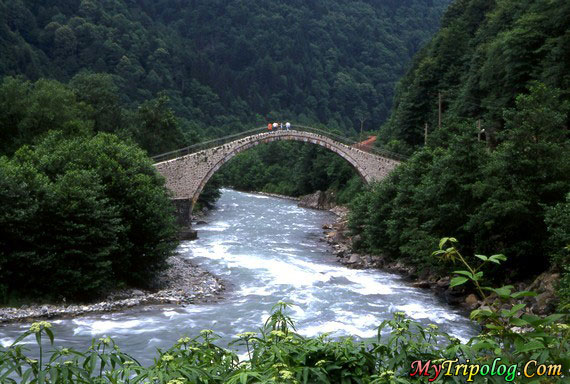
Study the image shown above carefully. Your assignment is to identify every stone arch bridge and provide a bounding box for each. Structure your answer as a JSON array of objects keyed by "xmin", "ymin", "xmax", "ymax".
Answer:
[{"xmin": 152, "ymin": 125, "xmax": 404, "ymax": 231}]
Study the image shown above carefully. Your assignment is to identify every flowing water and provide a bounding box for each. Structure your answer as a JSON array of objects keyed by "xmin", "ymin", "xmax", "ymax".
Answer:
[{"xmin": 0, "ymin": 189, "xmax": 478, "ymax": 364}]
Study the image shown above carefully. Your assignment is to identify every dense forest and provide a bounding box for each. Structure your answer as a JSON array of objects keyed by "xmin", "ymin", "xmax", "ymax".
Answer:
[
  {"xmin": 1, "ymin": 1, "xmax": 570, "ymax": 381},
  {"xmin": 378, "ymin": 0, "xmax": 570, "ymax": 151},
  {"xmin": 0, "ymin": 0, "xmax": 453, "ymax": 203},
  {"xmin": 0, "ymin": 0, "xmax": 452, "ymax": 301},
  {"xmin": 351, "ymin": 0, "xmax": 570, "ymax": 307},
  {"xmin": 0, "ymin": 0, "xmax": 450, "ymax": 138}
]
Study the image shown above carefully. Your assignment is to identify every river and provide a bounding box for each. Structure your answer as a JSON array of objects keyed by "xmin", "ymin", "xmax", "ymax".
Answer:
[{"xmin": 0, "ymin": 189, "xmax": 478, "ymax": 364}]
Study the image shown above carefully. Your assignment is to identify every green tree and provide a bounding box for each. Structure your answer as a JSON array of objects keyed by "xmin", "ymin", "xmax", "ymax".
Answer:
[
  {"xmin": 135, "ymin": 94, "xmax": 186, "ymax": 156},
  {"xmin": 0, "ymin": 131, "xmax": 178, "ymax": 301}
]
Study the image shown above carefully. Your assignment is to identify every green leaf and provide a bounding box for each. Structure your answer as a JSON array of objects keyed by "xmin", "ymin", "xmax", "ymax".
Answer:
[
  {"xmin": 488, "ymin": 254, "xmax": 507, "ymax": 264},
  {"xmin": 509, "ymin": 317, "xmax": 529, "ymax": 327},
  {"xmin": 453, "ymin": 270, "xmax": 474, "ymax": 279},
  {"xmin": 450, "ymin": 276, "xmax": 468, "ymax": 287},
  {"xmin": 474, "ymin": 254, "xmax": 488, "ymax": 261},
  {"xmin": 516, "ymin": 340, "xmax": 545, "ymax": 353},
  {"xmin": 511, "ymin": 291, "xmax": 538, "ymax": 299},
  {"xmin": 45, "ymin": 328, "xmax": 54, "ymax": 345}
]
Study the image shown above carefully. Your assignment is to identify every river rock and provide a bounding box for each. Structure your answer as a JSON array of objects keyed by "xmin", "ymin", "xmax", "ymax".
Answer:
[
  {"xmin": 298, "ymin": 190, "xmax": 336, "ymax": 210},
  {"xmin": 0, "ymin": 255, "xmax": 225, "ymax": 323},
  {"xmin": 347, "ymin": 254, "xmax": 361, "ymax": 264},
  {"xmin": 412, "ymin": 280, "xmax": 431, "ymax": 289},
  {"xmin": 519, "ymin": 271, "xmax": 559, "ymax": 315},
  {"xmin": 465, "ymin": 294, "xmax": 479, "ymax": 309}
]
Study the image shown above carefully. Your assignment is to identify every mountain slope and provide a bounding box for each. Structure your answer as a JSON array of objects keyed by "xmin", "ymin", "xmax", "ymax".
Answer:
[
  {"xmin": 0, "ymin": 0, "xmax": 451, "ymax": 136},
  {"xmin": 379, "ymin": 0, "xmax": 570, "ymax": 150}
]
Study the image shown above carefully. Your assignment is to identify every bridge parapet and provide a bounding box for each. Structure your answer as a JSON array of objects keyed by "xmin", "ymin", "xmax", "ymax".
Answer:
[
  {"xmin": 154, "ymin": 129, "xmax": 402, "ymax": 205},
  {"xmin": 152, "ymin": 125, "xmax": 406, "ymax": 163}
]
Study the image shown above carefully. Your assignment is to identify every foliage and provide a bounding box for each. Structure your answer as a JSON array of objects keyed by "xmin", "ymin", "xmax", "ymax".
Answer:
[
  {"xmin": 379, "ymin": 0, "xmax": 570, "ymax": 151},
  {"xmin": 0, "ymin": 0, "xmax": 454, "ymax": 205},
  {"xmin": 0, "ymin": 0, "xmax": 451, "ymax": 135},
  {"xmin": 1, "ymin": 246, "xmax": 568, "ymax": 383},
  {"xmin": 351, "ymin": 83, "xmax": 570, "ymax": 284},
  {"xmin": 545, "ymin": 194, "xmax": 570, "ymax": 308},
  {"xmin": 0, "ymin": 132, "xmax": 178, "ymax": 301}
]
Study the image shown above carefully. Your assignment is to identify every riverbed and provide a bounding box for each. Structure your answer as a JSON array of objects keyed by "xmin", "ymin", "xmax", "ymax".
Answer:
[{"xmin": 0, "ymin": 189, "xmax": 478, "ymax": 364}]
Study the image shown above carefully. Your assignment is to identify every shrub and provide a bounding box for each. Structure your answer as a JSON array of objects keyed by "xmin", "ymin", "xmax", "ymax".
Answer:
[{"xmin": 0, "ymin": 131, "xmax": 177, "ymax": 301}]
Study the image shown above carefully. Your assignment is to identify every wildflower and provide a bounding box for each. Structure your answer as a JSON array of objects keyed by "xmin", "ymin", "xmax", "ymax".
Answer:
[
  {"xmin": 177, "ymin": 337, "xmax": 191, "ymax": 344},
  {"xmin": 60, "ymin": 348, "xmax": 70, "ymax": 355},
  {"xmin": 166, "ymin": 378, "xmax": 186, "ymax": 384},
  {"xmin": 428, "ymin": 324, "xmax": 439, "ymax": 330},
  {"xmin": 98, "ymin": 337, "xmax": 111, "ymax": 346},
  {"xmin": 554, "ymin": 323, "xmax": 569, "ymax": 331},
  {"xmin": 162, "ymin": 354, "xmax": 174, "ymax": 362},
  {"xmin": 270, "ymin": 330, "xmax": 286, "ymax": 338},
  {"xmin": 279, "ymin": 370, "xmax": 294, "ymax": 380},
  {"xmin": 379, "ymin": 370, "xmax": 395, "ymax": 378},
  {"xmin": 315, "ymin": 360, "xmax": 327, "ymax": 367},
  {"xmin": 273, "ymin": 363, "xmax": 287, "ymax": 369},
  {"xmin": 236, "ymin": 332, "xmax": 256, "ymax": 339},
  {"xmin": 200, "ymin": 329, "xmax": 213, "ymax": 336},
  {"xmin": 29, "ymin": 321, "xmax": 52, "ymax": 333}
]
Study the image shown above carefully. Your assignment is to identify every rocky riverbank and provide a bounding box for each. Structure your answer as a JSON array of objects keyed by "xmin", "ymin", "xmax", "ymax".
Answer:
[
  {"xmin": 317, "ymin": 198, "xmax": 560, "ymax": 315},
  {"xmin": 0, "ymin": 255, "xmax": 225, "ymax": 323}
]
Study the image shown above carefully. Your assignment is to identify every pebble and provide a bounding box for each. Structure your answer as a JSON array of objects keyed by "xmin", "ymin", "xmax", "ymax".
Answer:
[{"xmin": 0, "ymin": 255, "xmax": 225, "ymax": 323}]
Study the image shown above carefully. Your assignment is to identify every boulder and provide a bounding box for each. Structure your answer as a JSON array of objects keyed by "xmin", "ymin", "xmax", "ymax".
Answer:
[
  {"xmin": 179, "ymin": 228, "xmax": 198, "ymax": 240},
  {"xmin": 298, "ymin": 190, "xmax": 336, "ymax": 210},
  {"xmin": 465, "ymin": 294, "xmax": 479, "ymax": 309},
  {"xmin": 526, "ymin": 272, "xmax": 560, "ymax": 315},
  {"xmin": 347, "ymin": 254, "xmax": 361, "ymax": 264},
  {"xmin": 412, "ymin": 280, "xmax": 431, "ymax": 289}
]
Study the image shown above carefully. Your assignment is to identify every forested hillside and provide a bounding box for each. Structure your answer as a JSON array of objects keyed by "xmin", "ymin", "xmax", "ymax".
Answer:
[
  {"xmin": 0, "ymin": 0, "xmax": 452, "ymax": 202},
  {"xmin": 379, "ymin": 0, "xmax": 570, "ymax": 151},
  {"xmin": 0, "ymin": 0, "xmax": 450, "ymax": 138},
  {"xmin": 351, "ymin": 0, "xmax": 570, "ymax": 306},
  {"xmin": 0, "ymin": 0, "xmax": 453, "ymax": 301}
]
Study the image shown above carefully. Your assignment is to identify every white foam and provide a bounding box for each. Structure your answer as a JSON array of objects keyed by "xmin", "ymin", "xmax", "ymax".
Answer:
[
  {"xmin": 300, "ymin": 321, "xmax": 377, "ymax": 339},
  {"xmin": 395, "ymin": 303, "xmax": 461, "ymax": 322},
  {"xmin": 72, "ymin": 318, "xmax": 163, "ymax": 336}
]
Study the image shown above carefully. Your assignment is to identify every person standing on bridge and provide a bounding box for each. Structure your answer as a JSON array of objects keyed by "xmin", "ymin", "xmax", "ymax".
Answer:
[
  {"xmin": 280, "ymin": 122, "xmax": 283, "ymax": 130},
  {"xmin": 286, "ymin": 122, "xmax": 291, "ymax": 130},
  {"xmin": 267, "ymin": 123, "xmax": 272, "ymax": 132},
  {"xmin": 273, "ymin": 122, "xmax": 278, "ymax": 132}
]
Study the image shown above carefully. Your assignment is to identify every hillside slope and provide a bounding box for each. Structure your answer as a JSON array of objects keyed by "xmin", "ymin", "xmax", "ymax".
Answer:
[
  {"xmin": 0, "ymin": 0, "xmax": 451, "ymax": 137},
  {"xmin": 379, "ymin": 0, "xmax": 570, "ymax": 150}
]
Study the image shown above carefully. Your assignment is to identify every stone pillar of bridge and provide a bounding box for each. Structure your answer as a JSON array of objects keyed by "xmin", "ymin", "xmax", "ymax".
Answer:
[{"xmin": 172, "ymin": 198, "xmax": 197, "ymax": 240}]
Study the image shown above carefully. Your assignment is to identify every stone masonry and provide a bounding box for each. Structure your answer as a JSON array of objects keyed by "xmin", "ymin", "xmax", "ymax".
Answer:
[{"xmin": 154, "ymin": 130, "xmax": 401, "ymax": 209}]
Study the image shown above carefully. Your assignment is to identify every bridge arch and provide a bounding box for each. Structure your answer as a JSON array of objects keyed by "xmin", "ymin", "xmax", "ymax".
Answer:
[{"xmin": 154, "ymin": 128, "xmax": 401, "ymax": 211}]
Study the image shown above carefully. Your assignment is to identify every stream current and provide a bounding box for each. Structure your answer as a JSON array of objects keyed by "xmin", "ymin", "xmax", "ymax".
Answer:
[{"xmin": 0, "ymin": 189, "xmax": 478, "ymax": 364}]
